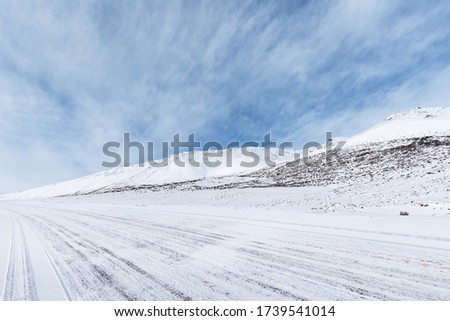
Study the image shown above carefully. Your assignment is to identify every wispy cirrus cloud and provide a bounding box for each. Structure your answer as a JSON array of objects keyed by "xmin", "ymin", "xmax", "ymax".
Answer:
[{"xmin": 1, "ymin": 0, "xmax": 450, "ymax": 193}]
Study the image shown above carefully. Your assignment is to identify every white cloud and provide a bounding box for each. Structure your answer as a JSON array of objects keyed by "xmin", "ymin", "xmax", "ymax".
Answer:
[{"xmin": 0, "ymin": 0, "xmax": 449, "ymax": 193}]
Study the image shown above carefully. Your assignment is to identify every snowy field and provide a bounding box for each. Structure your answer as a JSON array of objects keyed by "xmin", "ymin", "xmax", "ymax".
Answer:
[{"xmin": 1, "ymin": 188, "xmax": 449, "ymax": 301}]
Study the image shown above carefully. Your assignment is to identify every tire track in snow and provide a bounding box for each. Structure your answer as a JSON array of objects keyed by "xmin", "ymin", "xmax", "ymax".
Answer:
[
  {"xmin": 19, "ymin": 212, "xmax": 193, "ymax": 300},
  {"xmin": 2, "ymin": 209, "xmax": 69, "ymax": 301},
  {"xmin": 6, "ymin": 202, "xmax": 450, "ymax": 300},
  {"xmin": 3, "ymin": 216, "xmax": 38, "ymax": 301},
  {"xmin": 0, "ymin": 213, "xmax": 12, "ymax": 300},
  {"xmin": 58, "ymin": 207, "xmax": 450, "ymax": 300}
]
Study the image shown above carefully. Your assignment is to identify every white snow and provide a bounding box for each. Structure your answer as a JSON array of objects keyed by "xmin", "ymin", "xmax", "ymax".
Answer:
[
  {"xmin": 0, "ymin": 197, "xmax": 449, "ymax": 300},
  {"xmin": 345, "ymin": 106, "xmax": 450, "ymax": 147},
  {"xmin": 0, "ymin": 106, "xmax": 449, "ymax": 300}
]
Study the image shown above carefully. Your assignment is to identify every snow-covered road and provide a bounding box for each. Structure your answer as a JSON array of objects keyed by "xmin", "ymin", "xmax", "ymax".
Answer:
[{"xmin": 1, "ymin": 201, "xmax": 449, "ymax": 300}]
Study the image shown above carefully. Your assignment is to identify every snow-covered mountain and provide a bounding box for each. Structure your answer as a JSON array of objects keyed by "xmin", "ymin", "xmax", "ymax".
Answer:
[
  {"xmin": 0, "ymin": 147, "xmax": 296, "ymax": 199},
  {"xmin": 257, "ymin": 106, "xmax": 450, "ymax": 185},
  {"xmin": 80, "ymin": 106, "xmax": 449, "ymax": 213},
  {"xmin": 2, "ymin": 106, "xmax": 450, "ymax": 200},
  {"xmin": 345, "ymin": 106, "xmax": 450, "ymax": 147}
]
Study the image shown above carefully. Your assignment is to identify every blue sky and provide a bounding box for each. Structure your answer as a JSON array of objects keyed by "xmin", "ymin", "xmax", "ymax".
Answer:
[{"xmin": 1, "ymin": 0, "xmax": 450, "ymax": 193}]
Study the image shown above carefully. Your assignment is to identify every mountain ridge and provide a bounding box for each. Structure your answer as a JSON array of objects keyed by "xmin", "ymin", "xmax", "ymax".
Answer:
[{"xmin": 2, "ymin": 106, "xmax": 449, "ymax": 200}]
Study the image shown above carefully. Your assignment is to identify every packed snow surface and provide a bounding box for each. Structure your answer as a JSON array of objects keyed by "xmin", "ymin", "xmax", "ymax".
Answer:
[{"xmin": 0, "ymin": 196, "xmax": 449, "ymax": 300}]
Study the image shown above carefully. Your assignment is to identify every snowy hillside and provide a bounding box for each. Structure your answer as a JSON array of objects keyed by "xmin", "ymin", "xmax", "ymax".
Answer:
[
  {"xmin": 87, "ymin": 107, "xmax": 450, "ymax": 197},
  {"xmin": 0, "ymin": 148, "xmax": 295, "ymax": 199},
  {"xmin": 1, "ymin": 106, "xmax": 449, "ymax": 200},
  {"xmin": 345, "ymin": 106, "xmax": 450, "ymax": 147}
]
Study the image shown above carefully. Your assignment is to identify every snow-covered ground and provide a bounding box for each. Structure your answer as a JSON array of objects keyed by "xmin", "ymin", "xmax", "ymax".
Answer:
[
  {"xmin": 0, "ymin": 107, "xmax": 449, "ymax": 300},
  {"xmin": 345, "ymin": 106, "xmax": 450, "ymax": 147},
  {"xmin": 0, "ymin": 195, "xmax": 449, "ymax": 301}
]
